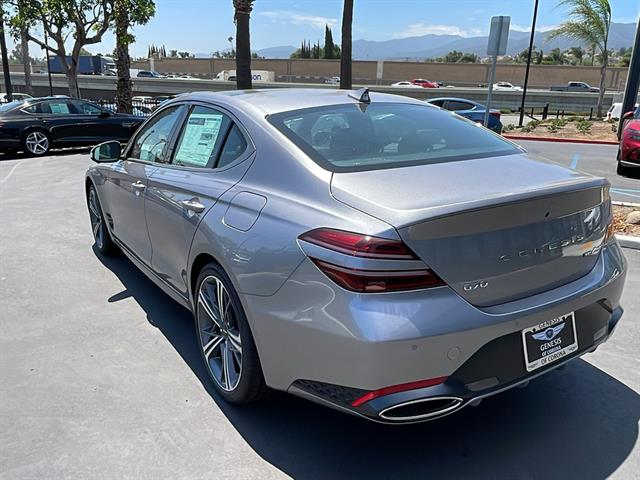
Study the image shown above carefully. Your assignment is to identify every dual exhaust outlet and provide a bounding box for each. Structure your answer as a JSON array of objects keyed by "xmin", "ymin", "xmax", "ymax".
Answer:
[{"xmin": 378, "ymin": 396, "xmax": 467, "ymax": 422}]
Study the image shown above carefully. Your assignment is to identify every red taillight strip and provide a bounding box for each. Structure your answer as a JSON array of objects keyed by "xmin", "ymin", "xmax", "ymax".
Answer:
[
  {"xmin": 299, "ymin": 228, "xmax": 418, "ymax": 260},
  {"xmin": 312, "ymin": 259, "xmax": 444, "ymax": 293},
  {"xmin": 351, "ymin": 377, "xmax": 448, "ymax": 407}
]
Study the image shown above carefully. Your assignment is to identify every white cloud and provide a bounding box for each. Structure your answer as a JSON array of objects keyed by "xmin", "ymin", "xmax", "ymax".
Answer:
[
  {"xmin": 511, "ymin": 23, "xmax": 558, "ymax": 32},
  {"xmin": 259, "ymin": 11, "xmax": 337, "ymax": 29},
  {"xmin": 393, "ymin": 23, "xmax": 491, "ymax": 38}
]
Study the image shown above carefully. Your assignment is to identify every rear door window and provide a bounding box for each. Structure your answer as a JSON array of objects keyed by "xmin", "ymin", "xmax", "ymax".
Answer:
[
  {"xmin": 172, "ymin": 106, "xmax": 231, "ymax": 168},
  {"xmin": 445, "ymin": 101, "xmax": 474, "ymax": 111}
]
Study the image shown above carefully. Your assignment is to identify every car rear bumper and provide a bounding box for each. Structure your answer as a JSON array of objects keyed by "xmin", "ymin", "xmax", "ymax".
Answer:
[{"xmin": 242, "ymin": 240, "xmax": 626, "ymax": 423}]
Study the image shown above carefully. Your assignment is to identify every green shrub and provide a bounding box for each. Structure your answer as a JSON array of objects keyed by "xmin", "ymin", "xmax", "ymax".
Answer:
[
  {"xmin": 546, "ymin": 118, "xmax": 568, "ymax": 133},
  {"xmin": 503, "ymin": 123, "xmax": 515, "ymax": 132},
  {"xmin": 575, "ymin": 119, "xmax": 592, "ymax": 134},
  {"xmin": 522, "ymin": 120, "xmax": 540, "ymax": 133}
]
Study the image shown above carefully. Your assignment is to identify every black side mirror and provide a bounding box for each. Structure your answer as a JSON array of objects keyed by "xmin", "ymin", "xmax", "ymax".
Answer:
[
  {"xmin": 98, "ymin": 110, "xmax": 111, "ymax": 119},
  {"xmin": 91, "ymin": 141, "xmax": 121, "ymax": 163}
]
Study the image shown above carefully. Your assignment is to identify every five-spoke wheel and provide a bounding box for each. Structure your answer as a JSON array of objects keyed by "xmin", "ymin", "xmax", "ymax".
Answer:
[
  {"xmin": 23, "ymin": 130, "xmax": 50, "ymax": 156},
  {"xmin": 87, "ymin": 185, "xmax": 116, "ymax": 255},
  {"xmin": 195, "ymin": 264, "xmax": 266, "ymax": 403}
]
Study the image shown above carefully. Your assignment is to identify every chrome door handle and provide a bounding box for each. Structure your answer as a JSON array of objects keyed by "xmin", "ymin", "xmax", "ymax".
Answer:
[
  {"xmin": 131, "ymin": 181, "xmax": 145, "ymax": 192},
  {"xmin": 180, "ymin": 199, "xmax": 206, "ymax": 214}
]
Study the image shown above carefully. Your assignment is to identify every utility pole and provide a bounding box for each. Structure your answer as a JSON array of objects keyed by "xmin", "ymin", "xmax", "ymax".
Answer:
[
  {"xmin": 519, "ymin": 0, "xmax": 539, "ymax": 127},
  {"xmin": 618, "ymin": 17, "xmax": 640, "ymax": 138},
  {"xmin": 0, "ymin": 4, "xmax": 13, "ymax": 102}
]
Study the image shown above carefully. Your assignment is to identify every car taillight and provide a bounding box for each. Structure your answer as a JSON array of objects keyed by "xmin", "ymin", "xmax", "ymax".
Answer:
[
  {"xmin": 490, "ymin": 111, "xmax": 501, "ymax": 120},
  {"xmin": 351, "ymin": 376, "xmax": 448, "ymax": 407},
  {"xmin": 299, "ymin": 228, "xmax": 445, "ymax": 293}
]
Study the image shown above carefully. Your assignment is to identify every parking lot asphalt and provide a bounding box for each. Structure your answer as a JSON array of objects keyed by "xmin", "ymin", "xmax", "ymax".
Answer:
[
  {"xmin": 1, "ymin": 152, "xmax": 639, "ymax": 480},
  {"xmin": 513, "ymin": 140, "xmax": 640, "ymax": 203}
]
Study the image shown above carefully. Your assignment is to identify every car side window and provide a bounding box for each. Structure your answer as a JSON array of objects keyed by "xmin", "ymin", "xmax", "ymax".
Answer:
[
  {"xmin": 217, "ymin": 124, "xmax": 248, "ymax": 168},
  {"xmin": 172, "ymin": 106, "xmax": 231, "ymax": 168},
  {"xmin": 71, "ymin": 100, "xmax": 103, "ymax": 115},
  {"xmin": 446, "ymin": 101, "xmax": 473, "ymax": 111},
  {"xmin": 429, "ymin": 100, "xmax": 445, "ymax": 107},
  {"xmin": 129, "ymin": 106, "xmax": 184, "ymax": 163},
  {"xmin": 43, "ymin": 101, "xmax": 72, "ymax": 115}
]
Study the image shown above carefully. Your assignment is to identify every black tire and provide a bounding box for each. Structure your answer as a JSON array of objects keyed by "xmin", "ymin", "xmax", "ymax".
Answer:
[
  {"xmin": 195, "ymin": 263, "xmax": 267, "ymax": 404},
  {"xmin": 21, "ymin": 129, "xmax": 51, "ymax": 156},
  {"xmin": 87, "ymin": 184, "xmax": 117, "ymax": 255}
]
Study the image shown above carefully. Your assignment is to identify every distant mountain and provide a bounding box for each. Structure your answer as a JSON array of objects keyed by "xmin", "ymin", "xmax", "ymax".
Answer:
[
  {"xmin": 352, "ymin": 22, "xmax": 636, "ymax": 60},
  {"xmin": 256, "ymin": 45, "xmax": 297, "ymax": 59}
]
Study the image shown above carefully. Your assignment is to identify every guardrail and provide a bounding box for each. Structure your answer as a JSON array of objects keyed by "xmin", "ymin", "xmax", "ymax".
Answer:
[{"xmin": 6, "ymin": 71, "xmax": 633, "ymax": 113}]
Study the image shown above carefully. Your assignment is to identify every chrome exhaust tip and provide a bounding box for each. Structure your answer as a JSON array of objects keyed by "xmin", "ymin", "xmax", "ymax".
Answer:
[{"xmin": 379, "ymin": 396, "xmax": 463, "ymax": 422}]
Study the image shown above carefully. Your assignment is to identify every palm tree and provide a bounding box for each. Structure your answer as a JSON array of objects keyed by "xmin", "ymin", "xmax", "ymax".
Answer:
[
  {"xmin": 339, "ymin": 0, "xmax": 353, "ymax": 89},
  {"xmin": 548, "ymin": 0, "xmax": 611, "ymax": 117},
  {"xmin": 233, "ymin": 0, "xmax": 254, "ymax": 89}
]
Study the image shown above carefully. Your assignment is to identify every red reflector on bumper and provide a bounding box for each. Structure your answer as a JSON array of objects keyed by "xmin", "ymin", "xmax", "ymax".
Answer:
[{"xmin": 351, "ymin": 376, "xmax": 448, "ymax": 407}]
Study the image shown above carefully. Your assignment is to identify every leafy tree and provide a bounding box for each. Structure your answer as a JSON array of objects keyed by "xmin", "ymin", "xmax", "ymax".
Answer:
[
  {"xmin": 443, "ymin": 50, "xmax": 463, "ymax": 62},
  {"xmin": 459, "ymin": 52, "xmax": 477, "ymax": 63},
  {"xmin": 340, "ymin": 0, "xmax": 353, "ymax": 89},
  {"xmin": 113, "ymin": 0, "xmax": 155, "ymax": 114},
  {"xmin": 567, "ymin": 46, "xmax": 584, "ymax": 64},
  {"xmin": 324, "ymin": 24, "xmax": 335, "ymax": 59},
  {"xmin": 169, "ymin": 49, "xmax": 178, "ymax": 57},
  {"xmin": 233, "ymin": 0, "xmax": 254, "ymax": 89},
  {"xmin": 548, "ymin": 0, "xmax": 611, "ymax": 117},
  {"xmin": 10, "ymin": 0, "xmax": 114, "ymax": 97}
]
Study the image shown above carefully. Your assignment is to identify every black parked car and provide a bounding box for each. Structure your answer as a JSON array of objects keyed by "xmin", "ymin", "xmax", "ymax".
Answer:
[{"xmin": 0, "ymin": 97, "xmax": 145, "ymax": 156}]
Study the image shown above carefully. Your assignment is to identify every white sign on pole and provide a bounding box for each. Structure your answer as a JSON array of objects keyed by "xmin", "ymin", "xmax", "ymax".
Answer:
[{"xmin": 484, "ymin": 16, "xmax": 510, "ymax": 127}]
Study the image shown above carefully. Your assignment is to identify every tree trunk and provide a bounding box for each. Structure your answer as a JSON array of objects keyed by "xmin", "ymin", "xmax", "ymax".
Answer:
[
  {"xmin": 20, "ymin": 28, "xmax": 33, "ymax": 95},
  {"xmin": 114, "ymin": 1, "xmax": 132, "ymax": 114},
  {"xmin": 60, "ymin": 57, "xmax": 80, "ymax": 98},
  {"xmin": 340, "ymin": 0, "xmax": 353, "ymax": 90},
  {"xmin": 235, "ymin": 10, "xmax": 252, "ymax": 89}
]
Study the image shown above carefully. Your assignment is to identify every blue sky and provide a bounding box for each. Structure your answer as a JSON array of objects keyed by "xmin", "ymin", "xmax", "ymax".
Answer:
[{"xmin": 9, "ymin": 0, "xmax": 640, "ymax": 57}]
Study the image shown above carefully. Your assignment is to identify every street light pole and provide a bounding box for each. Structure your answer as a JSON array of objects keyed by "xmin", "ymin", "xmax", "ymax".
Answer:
[
  {"xmin": 618, "ymin": 16, "xmax": 640, "ymax": 138},
  {"xmin": 0, "ymin": 5, "xmax": 13, "ymax": 102},
  {"xmin": 518, "ymin": 0, "xmax": 539, "ymax": 127}
]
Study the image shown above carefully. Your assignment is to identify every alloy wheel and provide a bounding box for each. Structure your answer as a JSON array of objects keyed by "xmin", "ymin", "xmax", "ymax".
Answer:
[
  {"xmin": 197, "ymin": 275, "xmax": 243, "ymax": 392},
  {"xmin": 25, "ymin": 131, "xmax": 49, "ymax": 155},
  {"xmin": 88, "ymin": 188, "xmax": 104, "ymax": 250}
]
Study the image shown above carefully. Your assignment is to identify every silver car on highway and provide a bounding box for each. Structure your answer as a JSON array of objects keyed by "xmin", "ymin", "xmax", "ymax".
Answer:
[{"xmin": 85, "ymin": 89, "xmax": 627, "ymax": 423}]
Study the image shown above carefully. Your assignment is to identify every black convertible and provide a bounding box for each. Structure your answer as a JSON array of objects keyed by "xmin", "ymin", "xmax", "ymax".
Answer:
[{"xmin": 0, "ymin": 97, "xmax": 145, "ymax": 156}]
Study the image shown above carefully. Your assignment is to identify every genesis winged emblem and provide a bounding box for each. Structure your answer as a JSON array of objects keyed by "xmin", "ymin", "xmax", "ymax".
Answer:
[{"xmin": 532, "ymin": 323, "xmax": 565, "ymax": 341}]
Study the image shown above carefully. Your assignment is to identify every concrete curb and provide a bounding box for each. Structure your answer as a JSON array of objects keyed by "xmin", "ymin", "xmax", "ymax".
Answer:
[
  {"xmin": 504, "ymin": 134, "xmax": 618, "ymax": 145},
  {"xmin": 612, "ymin": 200, "xmax": 640, "ymax": 208},
  {"xmin": 616, "ymin": 235, "xmax": 640, "ymax": 250}
]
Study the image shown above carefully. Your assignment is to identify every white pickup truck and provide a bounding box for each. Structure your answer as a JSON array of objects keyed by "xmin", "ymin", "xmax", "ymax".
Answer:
[{"xmin": 214, "ymin": 70, "xmax": 275, "ymax": 82}]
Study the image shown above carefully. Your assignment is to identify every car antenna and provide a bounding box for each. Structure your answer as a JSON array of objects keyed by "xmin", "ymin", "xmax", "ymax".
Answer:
[{"xmin": 348, "ymin": 87, "xmax": 371, "ymax": 104}]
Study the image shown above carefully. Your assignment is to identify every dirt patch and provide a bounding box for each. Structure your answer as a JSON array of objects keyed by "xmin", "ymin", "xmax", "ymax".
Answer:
[
  {"xmin": 612, "ymin": 204, "xmax": 640, "ymax": 237},
  {"xmin": 504, "ymin": 118, "xmax": 618, "ymax": 142}
]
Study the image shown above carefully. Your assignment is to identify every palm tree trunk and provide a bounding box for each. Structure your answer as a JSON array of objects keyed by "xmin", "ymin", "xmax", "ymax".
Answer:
[
  {"xmin": 340, "ymin": 0, "xmax": 353, "ymax": 89},
  {"xmin": 20, "ymin": 28, "xmax": 33, "ymax": 95},
  {"xmin": 235, "ymin": 8, "xmax": 252, "ymax": 89},
  {"xmin": 114, "ymin": 1, "xmax": 132, "ymax": 114},
  {"xmin": 596, "ymin": 38, "xmax": 609, "ymax": 118}
]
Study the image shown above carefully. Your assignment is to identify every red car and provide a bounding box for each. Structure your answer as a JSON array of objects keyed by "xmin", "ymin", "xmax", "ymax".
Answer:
[
  {"xmin": 618, "ymin": 107, "xmax": 640, "ymax": 177},
  {"xmin": 411, "ymin": 78, "xmax": 439, "ymax": 88}
]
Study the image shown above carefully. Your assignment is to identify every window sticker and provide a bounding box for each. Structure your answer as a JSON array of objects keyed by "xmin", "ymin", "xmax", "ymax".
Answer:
[{"xmin": 174, "ymin": 113, "xmax": 224, "ymax": 167}]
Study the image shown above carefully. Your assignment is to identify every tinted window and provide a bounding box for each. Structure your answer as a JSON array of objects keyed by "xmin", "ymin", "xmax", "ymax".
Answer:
[
  {"xmin": 172, "ymin": 106, "xmax": 230, "ymax": 168},
  {"xmin": 41, "ymin": 100, "xmax": 72, "ymax": 115},
  {"xmin": 130, "ymin": 106, "xmax": 183, "ymax": 163},
  {"xmin": 71, "ymin": 100, "xmax": 103, "ymax": 115},
  {"xmin": 446, "ymin": 101, "xmax": 474, "ymax": 111},
  {"xmin": 429, "ymin": 99, "xmax": 445, "ymax": 107},
  {"xmin": 0, "ymin": 100, "xmax": 26, "ymax": 112},
  {"xmin": 217, "ymin": 125, "xmax": 248, "ymax": 168},
  {"xmin": 269, "ymin": 103, "xmax": 519, "ymax": 173}
]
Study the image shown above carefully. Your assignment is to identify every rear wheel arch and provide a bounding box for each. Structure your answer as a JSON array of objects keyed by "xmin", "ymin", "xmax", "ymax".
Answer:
[{"xmin": 190, "ymin": 253, "xmax": 222, "ymax": 307}]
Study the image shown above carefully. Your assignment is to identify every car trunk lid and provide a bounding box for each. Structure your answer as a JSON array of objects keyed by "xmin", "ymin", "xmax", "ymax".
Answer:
[{"xmin": 330, "ymin": 153, "xmax": 611, "ymax": 306}]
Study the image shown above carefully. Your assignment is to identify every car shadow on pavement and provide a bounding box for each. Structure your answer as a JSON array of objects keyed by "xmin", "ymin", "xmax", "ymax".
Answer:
[
  {"xmin": 96, "ymin": 249, "xmax": 640, "ymax": 480},
  {"xmin": 0, "ymin": 147, "xmax": 91, "ymax": 161}
]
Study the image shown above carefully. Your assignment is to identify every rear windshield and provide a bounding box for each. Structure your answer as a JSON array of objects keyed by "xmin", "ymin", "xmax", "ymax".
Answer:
[
  {"xmin": 0, "ymin": 100, "xmax": 26, "ymax": 112},
  {"xmin": 268, "ymin": 102, "xmax": 520, "ymax": 172}
]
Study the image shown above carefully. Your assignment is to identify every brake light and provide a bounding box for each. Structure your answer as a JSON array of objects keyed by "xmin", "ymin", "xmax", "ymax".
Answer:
[
  {"xmin": 299, "ymin": 228, "xmax": 418, "ymax": 260},
  {"xmin": 351, "ymin": 376, "xmax": 448, "ymax": 407},
  {"xmin": 490, "ymin": 111, "xmax": 501, "ymax": 120},
  {"xmin": 299, "ymin": 228, "xmax": 445, "ymax": 293}
]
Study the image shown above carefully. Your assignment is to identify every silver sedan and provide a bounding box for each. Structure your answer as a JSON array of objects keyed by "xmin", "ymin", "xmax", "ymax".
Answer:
[{"xmin": 86, "ymin": 89, "xmax": 626, "ymax": 423}]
